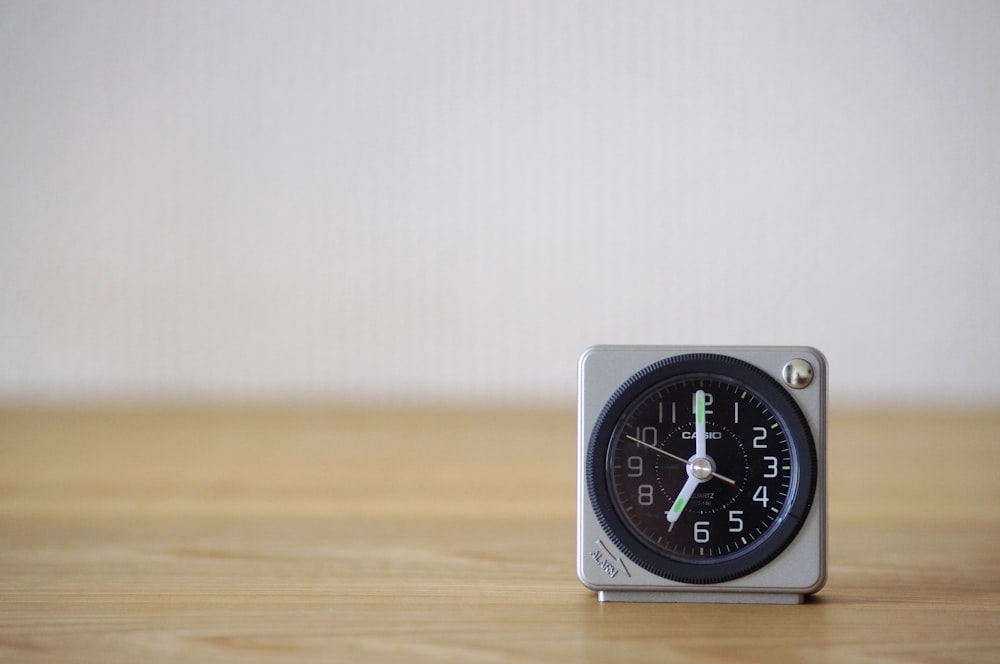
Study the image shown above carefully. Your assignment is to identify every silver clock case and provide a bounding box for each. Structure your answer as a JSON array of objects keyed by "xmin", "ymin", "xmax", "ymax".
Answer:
[{"xmin": 577, "ymin": 345, "xmax": 827, "ymax": 604}]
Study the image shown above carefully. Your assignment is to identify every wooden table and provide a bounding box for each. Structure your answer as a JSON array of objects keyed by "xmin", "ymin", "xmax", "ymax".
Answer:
[{"xmin": 2, "ymin": 406, "xmax": 998, "ymax": 662}]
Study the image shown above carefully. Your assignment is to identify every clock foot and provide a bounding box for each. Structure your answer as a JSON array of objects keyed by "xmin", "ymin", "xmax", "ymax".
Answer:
[{"xmin": 597, "ymin": 590, "xmax": 805, "ymax": 604}]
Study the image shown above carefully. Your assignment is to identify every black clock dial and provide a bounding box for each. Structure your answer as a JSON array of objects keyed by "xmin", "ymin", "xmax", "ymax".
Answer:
[{"xmin": 587, "ymin": 354, "xmax": 816, "ymax": 584}]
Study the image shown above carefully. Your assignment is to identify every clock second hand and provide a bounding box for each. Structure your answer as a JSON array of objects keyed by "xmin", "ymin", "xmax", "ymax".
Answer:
[{"xmin": 625, "ymin": 435, "xmax": 737, "ymax": 486}]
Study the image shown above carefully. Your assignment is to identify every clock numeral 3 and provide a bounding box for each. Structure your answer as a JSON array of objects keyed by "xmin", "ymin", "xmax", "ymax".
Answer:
[{"xmin": 763, "ymin": 456, "xmax": 779, "ymax": 478}]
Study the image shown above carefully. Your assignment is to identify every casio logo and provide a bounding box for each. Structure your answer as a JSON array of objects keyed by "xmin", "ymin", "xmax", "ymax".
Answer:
[{"xmin": 681, "ymin": 431, "xmax": 723, "ymax": 439}]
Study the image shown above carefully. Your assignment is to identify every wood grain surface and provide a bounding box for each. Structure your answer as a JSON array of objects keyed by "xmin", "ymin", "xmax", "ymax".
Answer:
[{"xmin": 1, "ymin": 406, "xmax": 998, "ymax": 662}]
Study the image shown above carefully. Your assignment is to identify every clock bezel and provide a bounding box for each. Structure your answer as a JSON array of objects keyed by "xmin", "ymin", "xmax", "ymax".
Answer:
[{"xmin": 587, "ymin": 353, "xmax": 817, "ymax": 584}]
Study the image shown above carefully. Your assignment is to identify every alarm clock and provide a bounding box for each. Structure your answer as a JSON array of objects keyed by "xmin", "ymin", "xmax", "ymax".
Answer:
[{"xmin": 577, "ymin": 346, "xmax": 826, "ymax": 603}]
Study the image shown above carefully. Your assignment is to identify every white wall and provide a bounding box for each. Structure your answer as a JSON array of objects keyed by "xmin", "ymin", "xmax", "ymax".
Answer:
[{"xmin": 2, "ymin": 1, "xmax": 998, "ymax": 407}]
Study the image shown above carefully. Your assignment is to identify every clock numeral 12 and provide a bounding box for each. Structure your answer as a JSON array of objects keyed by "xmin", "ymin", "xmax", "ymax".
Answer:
[{"xmin": 692, "ymin": 392, "xmax": 714, "ymax": 415}]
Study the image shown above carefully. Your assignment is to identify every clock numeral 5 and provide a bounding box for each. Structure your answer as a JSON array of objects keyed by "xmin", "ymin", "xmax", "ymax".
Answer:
[{"xmin": 729, "ymin": 510, "xmax": 744, "ymax": 533}]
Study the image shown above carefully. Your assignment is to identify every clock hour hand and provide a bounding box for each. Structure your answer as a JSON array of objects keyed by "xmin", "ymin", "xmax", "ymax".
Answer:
[{"xmin": 667, "ymin": 475, "xmax": 699, "ymax": 530}]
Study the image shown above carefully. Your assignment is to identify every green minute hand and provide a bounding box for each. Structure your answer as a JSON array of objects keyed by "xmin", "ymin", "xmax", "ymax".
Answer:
[{"xmin": 695, "ymin": 389, "xmax": 707, "ymax": 458}]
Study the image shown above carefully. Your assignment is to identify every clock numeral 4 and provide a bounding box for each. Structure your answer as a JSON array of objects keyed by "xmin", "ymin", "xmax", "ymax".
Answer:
[{"xmin": 753, "ymin": 485, "xmax": 769, "ymax": 507}]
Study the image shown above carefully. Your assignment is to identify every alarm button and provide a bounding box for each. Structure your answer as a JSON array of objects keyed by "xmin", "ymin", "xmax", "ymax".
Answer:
[{"xmin": 782, "ymin": 359, "xmax": 814, "ymax": 389}]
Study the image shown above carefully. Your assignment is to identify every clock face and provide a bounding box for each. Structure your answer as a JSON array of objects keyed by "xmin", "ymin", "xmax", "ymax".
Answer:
[{"xmin": 587, "ymin": 354, "xmax": 817, "ymax": 584}]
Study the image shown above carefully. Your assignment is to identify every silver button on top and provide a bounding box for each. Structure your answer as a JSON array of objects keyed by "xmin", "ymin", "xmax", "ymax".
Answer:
[{"xmin": 782, "ymin": 358, "xmax": 814, "ymax": 389}]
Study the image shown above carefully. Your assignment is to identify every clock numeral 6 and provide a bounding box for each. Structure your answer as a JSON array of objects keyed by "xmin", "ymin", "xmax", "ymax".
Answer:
[{"xmin": 694, "ymin": 521, "xmax": 710, "ymax": 544}]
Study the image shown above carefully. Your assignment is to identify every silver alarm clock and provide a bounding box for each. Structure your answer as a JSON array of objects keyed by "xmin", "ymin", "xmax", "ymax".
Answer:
[{"xmin": 577, "ymin": 346, "xmax": 827, "ymax": 603}]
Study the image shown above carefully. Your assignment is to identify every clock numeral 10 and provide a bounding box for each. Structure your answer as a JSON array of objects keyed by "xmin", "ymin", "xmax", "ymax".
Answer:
[{"xmin": 635, "ymin": 426, "xmax": 657, "ymax": 446}]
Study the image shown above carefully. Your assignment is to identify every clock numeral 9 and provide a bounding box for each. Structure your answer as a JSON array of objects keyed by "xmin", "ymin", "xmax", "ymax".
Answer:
[{"xmin": 627, "ymin": 456, "xmax": 643, "ymax": 477}]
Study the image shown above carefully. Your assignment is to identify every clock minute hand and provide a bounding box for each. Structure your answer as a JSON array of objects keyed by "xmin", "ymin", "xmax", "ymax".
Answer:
[{"xmin": 694, "ymin": 389, "xmax": 707, "ymax": 458}]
